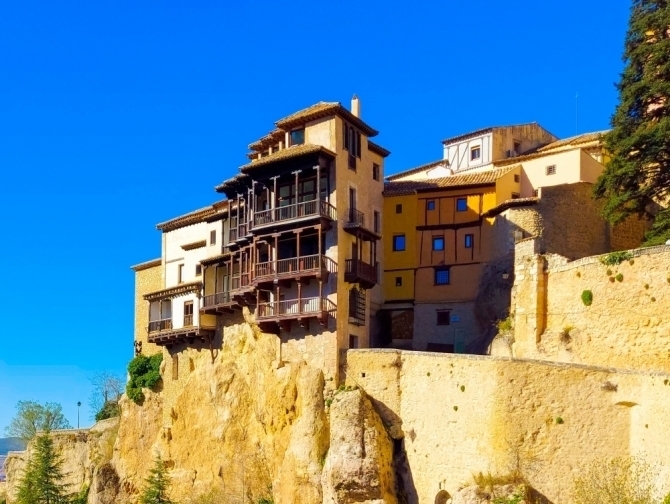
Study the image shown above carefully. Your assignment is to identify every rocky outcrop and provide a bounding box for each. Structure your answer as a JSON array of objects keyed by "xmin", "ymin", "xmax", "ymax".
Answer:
[
  {"xmin": 322, "ymin": 389, "xmax": 397, "ymax": 504},
  {"xmin": 451, "ymin": 484, "xmax": 529, "ymax": 504},
  {"xmin": 4, "ymin": 418, "xmax": 119, "ymax": 504}
]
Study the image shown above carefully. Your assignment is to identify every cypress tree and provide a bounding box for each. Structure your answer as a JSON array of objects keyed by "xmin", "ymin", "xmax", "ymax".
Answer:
[
  {"xmin": 15, "ymin": 431, "xmax": 71, "ymax": 504},
  {"xmin": 594, "ymin": 0, "xmax": 670, "ymax": 244},
  {"xmin": 139, "ymin": 455, "xmax": 175, "ymax": 504}
]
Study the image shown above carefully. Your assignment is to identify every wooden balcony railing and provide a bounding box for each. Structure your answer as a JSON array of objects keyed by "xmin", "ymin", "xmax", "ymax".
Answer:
[
  {"xmin": 238, "ymin": 223, "xmax": 248, "ymax": 238},
  {"xmin": 203, "ymin": 291, "xmax": 232, "ymax": 308},
  {"xmin": 184, "ymin": 314, "xmax": 193, "ymax": 327},
  {"xmin": 344, "ymin": 259, "xmax": 378, "ymax": 286},
  {"xmin": 229, "ymin": 228, "xmax": 238, "ymax": 242},
  {"xmin": 345, "ymin": 207, "xmax": 365, "ymax": 227},
  {"xmin": 253, "ymin": 199, "xmax": 336, "ymax": 228},
  {"xmin": 254, "ymin": 254, "xmax": 336, "ymax": 282},
  {"xmin": 148, "ymin": 319, "xmax": 172, "ymax": 333},
  {"xmin": 231, "ymin": 273, "xmax": 251, "ymax": 292},
  {"xmin": 256, "ymin": 297, "xmax": 336, "ymax": 320}
]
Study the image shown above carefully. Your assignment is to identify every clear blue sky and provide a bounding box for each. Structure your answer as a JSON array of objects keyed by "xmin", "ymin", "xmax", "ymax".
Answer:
[{"xmin": 0, "ymin": 0, "xmax": 631, "ymax": 431}]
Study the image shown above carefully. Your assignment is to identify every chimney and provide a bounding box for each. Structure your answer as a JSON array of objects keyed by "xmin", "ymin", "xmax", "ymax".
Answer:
[{"xmin": 351, "ymin": 94, "xmax": 360, "ymax": 118}]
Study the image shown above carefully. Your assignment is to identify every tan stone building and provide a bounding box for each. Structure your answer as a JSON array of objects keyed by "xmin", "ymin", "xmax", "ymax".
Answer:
[{"xmin": 131, "ymin": 98, "xmax": 389, "ymax": 425}]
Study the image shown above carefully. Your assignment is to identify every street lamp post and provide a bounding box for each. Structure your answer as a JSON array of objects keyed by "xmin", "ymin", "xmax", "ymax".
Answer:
[{"xmin": 77, "ymin": 401, "xmax": 81, "ymax": 429}]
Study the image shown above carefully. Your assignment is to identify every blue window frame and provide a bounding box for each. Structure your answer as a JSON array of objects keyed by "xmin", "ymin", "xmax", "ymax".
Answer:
[
  {"xmin": 432, "ymin": 236, "xmax": 445, "ymax": 251},
  {"xmin": 456, "ymin": 198, "xmax": 467, "ymax": 212},
  {"xmin": 434, "ymin": 268, "xmax": 450, "ymax": 285},
  {"xmin": 393, "ymin": 235, "xmax": 406, "ymax": 251},
  {"xmin": 465, "ymin": 234, "xmax": 474, "ymax": 248}
]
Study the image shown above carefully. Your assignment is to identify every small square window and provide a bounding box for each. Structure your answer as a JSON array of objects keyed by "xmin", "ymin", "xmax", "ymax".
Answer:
[
  {"xmin": 514, "ymin": 174, "xmax": 520, "ymax": 183},
  {"xmin": 395, "ymin": 277, "xmax": 402, "ymax": 287},
  {"xmin": 290, "ymin": 129, "xmax": 305, "ymax": 146},
  {"xmin": 511, "ymin": 193, "xmax": 520, "ymax": 199},
  {"xmin": 432, "ymin": 236, "xmax": 445, "ymax": 251},
  {"xmin": 195, "ymin": 264, "xmax": 202, "ymax": 276},
  {"xmin": 396, "ymin": 204, "xmax": 402, "ymax": 214},
  {"xmin": 373, "ymin": 163, "xmax": 380, "ymax": 181},
  {"xmin": 434, "ymin": 268, "xmax": 450, "ymax": 285},
  {"xmin": 456, "ymin": 198, "xmax": 467, "ymax": 212},
  {"xmin": 393, "ymin": 235, "xmax": 406, "ymax": 251},
  {"xmin": 533, "ymin": 189, "xmax": 539, "ymax": 197},
  {"xmin": 427, "ymin": 200, "xmax": 436, "ymax": 211},
  {"xmin": 436, "ymin": 310, "xmax": 451, "ymax": 326},
  {"xmin": 349, "ymin": 335, "xmax": 359, "ymax": 349},
  {"xmin": 471, "ymin": 146, "xmax": 481, "ymax": 160},
  {"xmin": 210, "ymin": 230, "xmax": 216, "ymax": 245},
  {"xmin": 465, "ymin": 234, "xmax": 474, "ymax": 248},
  {"xmin": 546, "ymin": 165, "xmax": 556, "ymax": 175}
]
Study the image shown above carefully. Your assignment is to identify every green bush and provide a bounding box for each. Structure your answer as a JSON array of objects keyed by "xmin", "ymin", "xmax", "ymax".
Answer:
[
  {"xmin": 581, "ymin": 290, "xmax": 593, "ymax": 306},
  {"xmin": 556, "ymin": 417, "xmax": 564, "ymax": 424},
  {"xmin": 616, "ymin": 273, "xmax": 624, "ymax": 282},
  {"xmin": 127, "ymin": 354, "xmax": 163, "ymax": 404},
  {"xmin": 600, "ymin": 251, "xmax": 634, "ymax": 266},
  {"xmin": 497, "ymin": 317, "xmax": 513, "ymax": 332},
  {"xmin": 95, "ymin": 400, "xmax": 120, "ymax": 421}
]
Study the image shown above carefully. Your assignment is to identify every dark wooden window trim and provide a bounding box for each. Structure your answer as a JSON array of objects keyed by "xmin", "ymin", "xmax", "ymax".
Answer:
[{"xmin": 436, "ymin": 310, "xmax": 451, "ymax": 326}]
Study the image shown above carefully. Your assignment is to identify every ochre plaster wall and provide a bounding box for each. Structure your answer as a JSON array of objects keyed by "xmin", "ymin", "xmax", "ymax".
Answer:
[
  {"xmin": 134, "ymin": 264, "xmax": 163, "ymax": 357},
  {"xmin": 345, "ymin": 349, "xmax": 670, "ymax": 504}
]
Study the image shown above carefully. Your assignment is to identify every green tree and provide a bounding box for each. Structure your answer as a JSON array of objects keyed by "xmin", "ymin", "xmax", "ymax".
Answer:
[
  {"xmin": 5, "ymin": 402, "xmax": 72, "ymax": 441},
  {"xmin": 15, "ymin": 430, "xmax": 72, "ymax": 504},
  {"xmin": 594, "ymin": 0, "xmax": 670, "ymax": 244},
  {"xmin": 126, "ymin": 354, "xmax": 163, "ymax": 404},
  {"xmin": 89, "ymin": 371, "xmax": 123, "ymax": 421},
  {"xmin": 140, "ymin": 455, "xmax": 174, "ymax": 504}
]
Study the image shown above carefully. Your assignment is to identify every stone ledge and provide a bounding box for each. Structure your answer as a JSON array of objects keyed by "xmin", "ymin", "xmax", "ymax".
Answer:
[{"xmin": 548, "ymin": 244, "xmax": 670, "ymax": 273}]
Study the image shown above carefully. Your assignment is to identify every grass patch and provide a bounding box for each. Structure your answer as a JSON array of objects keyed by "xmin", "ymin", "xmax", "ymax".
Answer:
[
  {"xmin": 497, "ymin": 317, "xmax": 513, "ymax": 332},
  {"xmin": 472, "ymin": 470, "xmax": 525, "ymax": 488},
  {"xmin": 600, "ymin": 251, "xmax": 634, "ymax": 266},
  {"xmin": 581, "ymin": 290, "xmax": 593, "ymax": 306}
]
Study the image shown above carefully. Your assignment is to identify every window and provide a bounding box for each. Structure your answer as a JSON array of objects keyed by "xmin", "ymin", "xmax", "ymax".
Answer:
[
  {"xmin": 511, "ymin": 193, "xmax": 520, "ymax": 199},
  {"xmin": 178, "ymin": 264, "xmax": 184, "ymax": 284},
  {"xmin": 427, "ymin": 200, "xmax": 436, "ymax": 211},
  {"xmin": 456, "ymin": 198, "xmax": 467, "ymax": 212},
  {"xmin": 464, "ymin": 234, "xmax": 474, "ymax": 249},
  {"xmin": 374, "ymin": 211, "xmax": 380, "ymax": 233},
  {"xmin": 434, "ymin": 268, "xmax": 450, "ymax": 285},
  {"xmin": 471, "ymin": 146, "xmax": 481, "ymax": 160},
  {"xmin": 343, "ymin": 123, "xmax": 361, "ymax": 158},
  {"xmin": 546, "ymin": 165, "xmax": 557, "ymax": 175},
  {"xmin": 436, "ymin": 310, "xmax": 451, "ymax": 326},
  {"xmin": 184, "ymin": 301, "xmax": 194, "ymax": 327},
  {"xmin": 349, "ymin": 335, "xmax": 359, "ymax": 348},
  {"xmin": 513, "ymin": 141, "xmax": 521, "ymax": 154},
  {"xmin": 393, "ymin": 235, "xmax": 406, "ymax": 251},
  {"xmin": 373, "ymin": 163, "xmax": 380, "ymax": 181},
  {"xmin": 396, "ymin": 204, "xmax": 402, "ymax": 214},
  {"xmin": 533, "ymin": 189, "xmax": 539, "ymax": 197},
  {"xmin": 395, "ymin": 276, "xmax": 402, "ymax": 287},
  {"xmin": 514, "ymin": 174, "xmax": 520, "ymax": 183},
  {"xmin": 210, "ymin": 230, "xmax": 216, "ymax": 245},
  {"xmin": 432, "ymin": 236, "xmax": 445, "ymax": 251},
  {"xmin": 348, "ymin": 288, "xmax": 366, "ymax": 326},
  {"xmin": 195, "ymin": 264, "xmax": 202, "ymax": 276},
  {"xmin": 290, "ymin": 129, "xmax": 305, "ymax": 146}
]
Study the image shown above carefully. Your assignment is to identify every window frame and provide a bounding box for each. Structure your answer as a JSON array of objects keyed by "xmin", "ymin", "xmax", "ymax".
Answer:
[
  {"xmin": 456, "ymin": 198, "xmax": 468, "ymax": 212},
  {"xmin": 178, "ymin": 264, "xmax": 184, "ymax": 284},
  {"xmin": 290, "ymin": 128, "xmax": 305, "ymax": 146},
  {"xmin": 470, "ymin": 145, "xmax": 481, "ymax": 161},
  {"xmin": 464, "ymin": 234, "xmax": 474, "ymax": 249},
  {"xmin": 426, "ymin": 200, "xmax": 436, "ymax": 211},
  {"xmin": 195, "ymin": 264, "xmax": 202, "ymax": 276},
  {"xmin": 436, "ymin": 310, "xmax": 451, "ymax": 326},
  {"xmin": 432, "ymin": 236, "xmax": 445, "ymax": 251},
  {"xmin": 395, "ymin": 203, "xmax": 402, "ymax": 214},
  {"xmin": 210, "ymin": 230, "xmax": 216, "ymax": 245},
  {"xmin": 374, "ymin": 210, "xmax": 380, "ymax": 234},
  {"xmin": 546, "ymin": 165, "xmax": 557, "ymax": 175},
  {"xmin": 514, "ymin": 174, "xmax": 520, "ymax": 183},
  {"xmin": 395, "ymin": 276, "xmax": 402, "ymax": 287},
  {"xmin": 372, "ymin": 163, "xmax": 380, "ymax": 181},
  {"xmin": 392, "ymin": 234, "xmax": 406, "ymax": 252},
  {"xmin": 434, "ymin": 267, "xmax": 450, "ymax": 285}
]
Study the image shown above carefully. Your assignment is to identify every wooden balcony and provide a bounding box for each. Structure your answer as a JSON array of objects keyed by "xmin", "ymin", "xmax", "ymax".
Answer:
[
  {"xmin": 230, "ymin": 272, "xmax": 255, "ymax": 304},
  {"xmin": 147, "ymin": 318, "xmax": 215, "ymax": 346},
  {"xmin": 256, "ymin": 296, "xmax": 335, "ymax": 327},
  {"xmin": 228, "ymin": 223, "xmax": 250, "ymax": 246},
  {"xmin": 254, "ymin": 254, "xmax": 335, "ymax": 285},
  {"xmin": 343, "ymin": 208, "xmax": 380, "ymax": 241},
  {"xmin": 201, "ymin": 291, "xmax": 240, "ymax": 314},
  {"xmin": 344, "ymin": 259, "xmax": 378, "ymax": 289},
  {"xmin": 252, "ymin": 199, "xmax": 336, "ymax": 230}
]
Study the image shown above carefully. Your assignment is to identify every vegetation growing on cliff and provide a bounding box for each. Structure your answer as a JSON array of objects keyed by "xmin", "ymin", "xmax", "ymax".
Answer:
[
  {"xmin": 89, "ymin": 372, "xmax": 123, "ymax": 421},
  {"xmin": 140, "ymin": 455, "xmax": 174, "ymax": 504},
  {"xmin": 15, "ymin": 430, "xmax": 73, "ymax": 504},
  {"xmin": 573, "ymin": 457, "xmax": 661, "ymax": 504},
  {"xmin": 594, "ymin": 0, "xmax": 670, "ymax": 245},
  {"xmin": 127, "ymin": 354, "xmax": 163, "ymax": 404},
  {"xmin": 5, "ymin": 401, "xmax": 71, "ymax": 441}
]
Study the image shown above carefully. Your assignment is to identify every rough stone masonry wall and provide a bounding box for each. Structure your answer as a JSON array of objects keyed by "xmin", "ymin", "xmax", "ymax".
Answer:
[
  {"xmin": 344, "ymin": 349, "xmax": 670, "ymax": 504},
  {"xmin": 513, "ymin": 243, "xmax": 670, "ymax": 372}
]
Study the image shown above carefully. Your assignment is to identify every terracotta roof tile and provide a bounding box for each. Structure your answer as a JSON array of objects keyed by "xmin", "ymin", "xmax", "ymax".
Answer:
[
  {"xmin": 534, "ymin": 130, "xmax": 608, "ymax": 152},
  {"xmin": 248, "ymin": 129, "xmax": 284, "ymax": 151},
  {"xmin": 494, "ymin": 130, "xmax": 607, "ymax": 166},
  {"xmin": 386, "ymin": 159, "xmax": 447, "ymax": 181},
  {"xmin": 482, "ymin": 197, "xmax": 540, "ymax": 218},
  {"xmin": 239, "ymin": 143, "xmax": 336, "ymax": 173},
  {"xmin": 275, "ymin": 101, "xmax": 378, "ymax": 137},
  {"xmin": 367, "ymin": 140, "xmax": 391, "ymax": 158},
  {"xmin": 384, "ymin": 166, "xmax": 519, "ymax": 196}
]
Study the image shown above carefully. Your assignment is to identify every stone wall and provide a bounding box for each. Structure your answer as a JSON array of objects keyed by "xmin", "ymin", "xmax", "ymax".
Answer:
[
  {"xmin": 134, "ymin": 263, "xmax": 163, "ymax": 358},
  {"xmin": 512, "ymin": 242, "xmax": 670, "ymax": 372},
  {"xmin": 344, "ymin": 349, "xmax": 670, "ymax": 504}
]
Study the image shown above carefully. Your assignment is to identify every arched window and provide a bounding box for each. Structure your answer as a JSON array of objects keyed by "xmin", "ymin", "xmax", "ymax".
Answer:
[{"xmin": 434, "ymin": 490, "xmax": 451, "ymax": 504}]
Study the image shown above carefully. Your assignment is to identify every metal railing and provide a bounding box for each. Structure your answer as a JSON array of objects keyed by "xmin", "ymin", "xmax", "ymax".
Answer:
[
  {"xmin": 253, "ymin": 199, "xmax": 337, "ymax": 227},
  {"xmin": 256, "ymin": 297, "xmax": 336, "ymax": 319},
  {"xmin": 203, "ymin": 291, "xmax": 232, "ymax": 307},
  {"xmin": 344, "ymin": 259, "xmax": 378, "ymax": 285},
  {"xmin": 345, "ymin": 207, "xmax": 365, "ymax": 227},
  {"xmin": 148, "ymin": 319, "xmax": 172, "ymax": 333}
]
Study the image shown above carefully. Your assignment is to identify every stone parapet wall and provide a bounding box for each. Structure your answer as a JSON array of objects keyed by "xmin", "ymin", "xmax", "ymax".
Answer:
[{"xmin": 344, "ymin": 349, "xmax": 670, "ymax": 504}]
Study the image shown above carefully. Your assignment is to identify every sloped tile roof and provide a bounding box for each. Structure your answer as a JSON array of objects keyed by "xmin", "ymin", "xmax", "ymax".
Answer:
[
  {"xmin": 534, "ymin": 130, "xmax": 608, "ymax": 152},
  {"xmin": 239, "ymin": 143, "xmax": 336, "ymax": 172},
  {"xmin": 386, "ymin": 159, "xmax": 447, "ymax": 181},
  {"xmin": 384, "ymin": 166, "xmax": 519, "ymax": 196},
  {"xmin": 368, "ymin": 140, "xmax": 391, "ymax": 158},
  {"xmin": 494, "ymin": 130, "xmax": 608, "ymax": 166},
  {"xmin": 482, "ymin": 197, "xmax": 540, "ymax": 218},
  {"xmin": 275, "ymin": 101, "xmax": 378, "ymax": 137}
]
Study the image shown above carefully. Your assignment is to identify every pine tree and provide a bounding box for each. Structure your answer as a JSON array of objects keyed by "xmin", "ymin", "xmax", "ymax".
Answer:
[
  {"xmin": 139, "ymin": 455, "xmax": 175, "ymax": 504},
  {"xmin": 594, "ymin": 0, "xmax": 670, "ymax": 244},
  {"xmin": 15, "ymin": 431, "xmax": 71, "ymax": 504}
]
